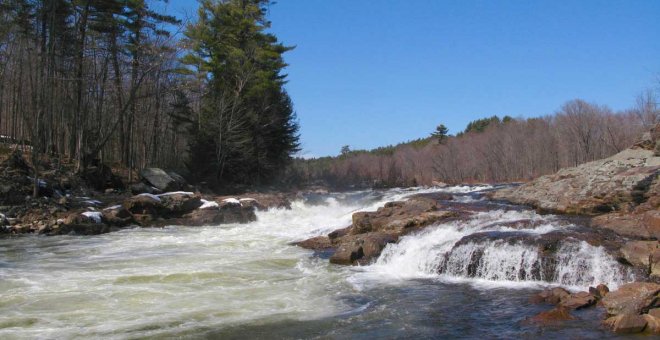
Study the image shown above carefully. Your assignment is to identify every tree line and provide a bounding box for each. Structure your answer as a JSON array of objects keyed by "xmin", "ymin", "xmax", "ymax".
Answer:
[
  {"xmin": 0, "ymin": 0, "xmax": 299, "ymax": 194},
  {"xmin": 289, "ymin": 95, "xmax": 659, "ymax": 189}
]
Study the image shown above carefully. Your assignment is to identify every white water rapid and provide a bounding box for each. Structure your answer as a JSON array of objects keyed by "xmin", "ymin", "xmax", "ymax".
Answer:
[{"xmin": 0, "ymin": 185, "xmax": 634, "ymax": 338}]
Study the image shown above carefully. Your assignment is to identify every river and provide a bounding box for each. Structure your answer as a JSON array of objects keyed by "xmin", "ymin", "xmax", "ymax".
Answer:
[{"xmin": 0, "ymin": 186, "xmax": 635, "ymax": 339}]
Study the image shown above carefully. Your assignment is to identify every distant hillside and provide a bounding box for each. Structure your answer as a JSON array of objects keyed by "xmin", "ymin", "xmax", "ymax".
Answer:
[{"xmin": 284, "ymin": 98, "xmax": 657, "ymax": 189}]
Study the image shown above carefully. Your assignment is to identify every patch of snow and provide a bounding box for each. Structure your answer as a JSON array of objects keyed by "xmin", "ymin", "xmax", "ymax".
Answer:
[
  {"xmin": 239, "ymin": 198, "xmax": 256, "ymax": 202},
  {"xmin": 136, "ymin": 193, "xmax": 162, "ymax": 202},
  {"xmin": 81, "ymin": 211, "xmax": 102, "ymax": 224},
  {"xmin": 103, "ymin": 205, "xmax": 123, "ymax": 211},
  {"xmin": 222, "ymin": 198, "xmax": 241, "ymax": 205},
  {"xmin": 199, "ymin": 199, "xmax": 219, "ymax": 210},
  {"xmin": 157, "ymin": 191, "xmax": 194, "ymax": 197}
]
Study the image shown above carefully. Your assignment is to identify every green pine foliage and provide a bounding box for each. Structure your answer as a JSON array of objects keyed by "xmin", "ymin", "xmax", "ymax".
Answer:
[{"xmin": 182, "ymin": 0, "xmax": 300, "ymax": 189}]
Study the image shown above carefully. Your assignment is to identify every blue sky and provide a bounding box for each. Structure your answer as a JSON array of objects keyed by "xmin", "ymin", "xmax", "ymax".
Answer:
[{"xmin": 162, "ymin": 0, "xmax": 660, "ymax": 158}]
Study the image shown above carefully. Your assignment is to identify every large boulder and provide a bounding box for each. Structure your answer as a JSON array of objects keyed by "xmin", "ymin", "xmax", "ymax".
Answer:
[
  {"xmin": 350, "ymin": 197, "xmax": 455, "ymax": 235},
  {"xmin": 140, "ymin": 168, "xmax": 179, "ymax": 192},
  {"xmin": 602, "ymin": 282, "xmax": 660, "ymax": 316}
]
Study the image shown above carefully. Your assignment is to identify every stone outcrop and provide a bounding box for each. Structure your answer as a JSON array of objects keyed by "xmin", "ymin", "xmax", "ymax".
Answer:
[{"xmin": 492, "ymin": 148, "xmax": 659, "ymax": 215}]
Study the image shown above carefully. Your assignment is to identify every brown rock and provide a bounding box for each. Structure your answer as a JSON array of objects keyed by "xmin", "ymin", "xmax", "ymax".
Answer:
[
  {"xmin": 559, "ymin": 291, "xmax": 597, "ymax": 310},
  {"xmin": 182, "ymin": 203, "xmax": 256, "ymax": 226},
  {"xmin": 328, "ymin": 226, "xmax": 351, "ymax": 240},
  {"xmin": 592, "ymin": 211, "xmax": 660, "ymax": 240},
  {"xmin": 123, "ymin": 194, "xmax": 163, "ymax": 216},
  {"xmin": 350, "ymin": 197, "xmax": 452, "ymax": 235},
  {"xmin": 526, "ymin": 307, "xmax": 575, "ymax": 325},
  {"xmin": 329, "ymin": 232, "xmax": 397, "ymax": 265},
  {"xmin": 295, "ymin": 236, "xmax": 333, "ymax": 250},
  {"xmin": 589, "ymin": 284, "xmax": 609, "ymax": 298},
  {"xmin": 643, "ymin": 314, "xmax": 660, "ymax": 334},
  {"xmin": 101, "ymin": 206, "xmax": 135, "ymax": 227},
  {"xmin": 649, "ymin": 308, "xmax": 660, "ymax": 318},
  {"xmin": 158, "ymin": 192, "xmax": 202, "ymax": 217},
  {"xmin": 603, "ymin": 314, "xmax": 648, "ymax": 334},
  {"xmin": 620, "ymin": 241, "xmax": 659, "ymax": 276},
  {"xmin": 531, "ymin": 287, "xmax": 571, "ymax": 305},
  {"xmin": 602, "ymin": 282, "xmax": 660, "ymax": 316}
]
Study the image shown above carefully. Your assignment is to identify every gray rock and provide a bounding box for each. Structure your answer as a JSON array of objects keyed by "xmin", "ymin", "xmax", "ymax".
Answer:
[{"xmin": 140, "ymin": 168, "xmax": 179, "ymax": 192}]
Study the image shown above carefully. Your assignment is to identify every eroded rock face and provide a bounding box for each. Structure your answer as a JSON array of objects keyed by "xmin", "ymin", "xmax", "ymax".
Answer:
[
  {"xmin": 181, "ymin": 202, "xmax": 256, "ymax": 226},
  {"xmin": 102, "ymin": 205, "xmax": 136, "ymax": 227}
]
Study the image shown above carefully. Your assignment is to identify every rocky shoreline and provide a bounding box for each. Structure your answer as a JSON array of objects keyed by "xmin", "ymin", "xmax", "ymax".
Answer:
[{"xmin": 295, "ymin": 125, "xmax": 660, "ymax": 335}]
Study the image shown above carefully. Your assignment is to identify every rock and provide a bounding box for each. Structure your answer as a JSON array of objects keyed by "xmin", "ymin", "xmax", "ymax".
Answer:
[
  {"xmin": 294, "ymin": 236, "xmax": 333, "ymax": 250},
  {"xmin": 130, "ymin": 182, "xmax": 156, "ymax": 195},
  {"xmin": 328, "ymin": 226, "xmax": 351, "ymax": 240},
  {"xmin": 649, "ymin": 308, "xmax": 660, "ymax": 318},
  {"xmin": 643, "ymin": 314, "xmax": 660, "ymax": 333},
  {"xmin": 559, "ymin": 291, "xmax": 597, "ymax": 310},
  {"xmin": 620, "ymin": 241, "xmax": 659, "ymax": 269},
  {"xmin": 589, "ymin": 284, "xmax": 610, "ymax": 298},
  {"xmin": 531, "ymin": 287, "xmax": 571, "ymax": 305},
  {"xmin": 158, "ymin": 192, "xmax": 202, "ymax": 217},
  {"xmin": 81, "ymin": 161, "xmax": 123, "ymax": 191},
  {"xmin": 47, "ymin": 223, "xmax": 117, "ymax": 236},
  {"xmin": 592, "ymin": 211, "xmax": 660, "ymax": 240},
  {"xmin": 526, "ymin": 307, "xmax": 575, "ymax": 324},
  {"xmin": 329, "ymin": 232, "xmax": 397, "ymax": 265},
  {"xmin": 166, "ymin": 171, "xmax": 188, "ymax": 189},
  {"xmin": 182, "ymin": 203, "xmax": 256, "ymax": 226},
  {"xmin": 140, "ymin": 168, "xmax": 179, "ymax": 192},
  {"xmin": 123, "ymin": 194, "xmax": 163, "ymax": 217},
  {"xmin": 652, "ymin": 251, "xmax": 660, "ymax": 278},
  {"xmin": 350, "ymin": 197, "xmax": 453, "ymax": 235},
  {"xmin": 492, "ymin": 141, "xmax": 659, "ymax": 215},
  {"xmin": 101, "ymin": 205, "xmax": 135, "ymax": 227},
  {"xmin": 603, "ymin": 314, "xmax": 648, "ymax": 334},
  {"xmin": 602, "ymin": 282, "xmax": 660, "ymax": 316}
]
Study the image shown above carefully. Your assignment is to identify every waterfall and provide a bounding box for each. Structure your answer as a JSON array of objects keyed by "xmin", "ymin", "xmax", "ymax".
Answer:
[{"xmin": 360, "ymin": 208, "xmax": 633, "ymax": 290}]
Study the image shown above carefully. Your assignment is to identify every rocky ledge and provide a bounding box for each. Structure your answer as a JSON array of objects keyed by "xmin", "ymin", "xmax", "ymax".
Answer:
[{"xmin": 296, "ymin": 193, "xmax": 460, "ymax": 265}]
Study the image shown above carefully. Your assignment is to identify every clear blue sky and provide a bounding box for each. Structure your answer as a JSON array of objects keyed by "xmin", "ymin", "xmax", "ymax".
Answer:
[{"xmin": 163, "ymin": 0, "xmax": 660, "ymax": 158}]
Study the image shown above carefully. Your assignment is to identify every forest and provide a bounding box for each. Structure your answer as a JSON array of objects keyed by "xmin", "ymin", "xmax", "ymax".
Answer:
[
  {"xmin": 0, "ymin": 0, "xmax": 299, "ymax": 193},
  {"xmin": 290, "ymin": 95, "xmax": 659, "ymax": 189}
]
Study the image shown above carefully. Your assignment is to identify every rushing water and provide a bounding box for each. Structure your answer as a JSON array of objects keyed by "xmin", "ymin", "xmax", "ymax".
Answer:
[{"xmin": 0, "ymin": 186, "xmax": 636, "ymax": 339}]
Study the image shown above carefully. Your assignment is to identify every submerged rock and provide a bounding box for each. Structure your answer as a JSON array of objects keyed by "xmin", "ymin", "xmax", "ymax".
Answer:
[{"xmin": 525, "ymin": 307, "xmax": 575, "ymax": 325}]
